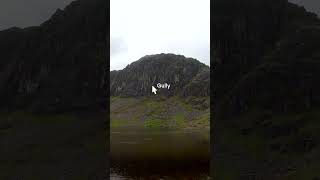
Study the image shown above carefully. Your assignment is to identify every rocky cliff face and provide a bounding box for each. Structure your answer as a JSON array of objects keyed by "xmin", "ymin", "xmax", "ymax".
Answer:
[
  {"xmin": 0, "ymin": 0, "xmax": 108, "ymax": 113},
  {"xmin": 213, "ymin": 0, "xmax": 320, "ymax": 119},
  {"xmin": 110, "ymin": 53, "xmax": 210, "ymax": 97}
]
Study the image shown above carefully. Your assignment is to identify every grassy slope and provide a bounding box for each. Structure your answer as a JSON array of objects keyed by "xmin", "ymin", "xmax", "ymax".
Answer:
[{"xmin": 110, "ymin": 96, "xmax": 210, "ymax": 130}]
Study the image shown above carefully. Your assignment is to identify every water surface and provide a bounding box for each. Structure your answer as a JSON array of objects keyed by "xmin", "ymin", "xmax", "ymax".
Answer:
[{"xmin": 110, "ymin": 128, "xmax": 210, "ymax": 179}]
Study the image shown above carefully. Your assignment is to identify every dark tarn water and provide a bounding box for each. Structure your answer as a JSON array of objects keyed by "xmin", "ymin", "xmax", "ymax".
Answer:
[{"xmin": 110, "ymin": 129, "xmax": 210, "ymax": 180}]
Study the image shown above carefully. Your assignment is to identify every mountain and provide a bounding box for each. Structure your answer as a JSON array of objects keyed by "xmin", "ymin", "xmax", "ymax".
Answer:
[
  {"xmin": 110, "ymin": 53, "xmax": 210, "ymax": 97},
  {"xmin": 213, "ymin": 0, "xmax": 320, "ymax": 179},
  {"xmin": 214, "ymin": 0, "xmax": 320, "ymax": 119},
  {"xmin": 110, "ymin": 54, "xmax": 210, "ymax": 130},
  {"xmin": 0, "ymin": 0, "xmax": 107, "ymax": 179},
  {"xmin": 0, "ymin": 0, "xmax": 108, "ymax": 113}
]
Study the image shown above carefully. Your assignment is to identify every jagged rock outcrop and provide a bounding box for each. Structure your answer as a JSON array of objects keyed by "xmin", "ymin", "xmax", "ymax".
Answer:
[
  {"xmin": 213, "ymin": 0, "xmax": 320, "ymax": 119},
  {"xmin": 0, "ymin": 0, "xmax": 108, "ymax": 113},
  {"xmin": 213, "ymin": 0, "xmax": 287, "ymax": 103},
  {"xmin": 110, "ymin": 53, "xmax": 210, "ymax": 97}
]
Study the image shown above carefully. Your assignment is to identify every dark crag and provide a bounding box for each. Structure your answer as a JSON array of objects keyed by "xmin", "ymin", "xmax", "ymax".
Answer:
[
  {"xmin": 110, "ymin": 53, "xmax": 210, "ymax": 97},
  {"xmin": 213, "ymin": 0, "xmax": 320, "ymax": 179},
  {"xmin": 0, "ymin": 0, "xmax": 108, "ymax": 179},
  {"xmin": 0, "ymin": 0, "xmax": 108, "ymax": 113}
]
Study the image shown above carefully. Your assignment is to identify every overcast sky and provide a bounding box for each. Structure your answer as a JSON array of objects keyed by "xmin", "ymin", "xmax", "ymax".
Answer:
[
  {"xmin": 110, "ymin": 0, "xmax": 210, "ymax": 70},
  {"xmin": 0, "ymin": 0, "xmax": 74, "ymax": 30}
]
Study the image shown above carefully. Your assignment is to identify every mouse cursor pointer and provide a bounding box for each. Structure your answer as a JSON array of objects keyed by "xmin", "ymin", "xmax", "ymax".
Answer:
[{"xmin": 152, "ymin": 86, "xmax": 157, "ymax": 94}]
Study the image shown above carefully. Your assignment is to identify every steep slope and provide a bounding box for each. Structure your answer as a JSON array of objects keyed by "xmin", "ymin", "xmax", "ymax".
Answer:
[
  {"xmin": 110, "ymin": 53, "xmax": 210, "ymax": 97},
  {"xmin": 0, "ymin": 0, "xmax": 108, "ymax": 113},
  {"xmin": 213, "ymin": 0, "xmax": 320, "ymax": 118}
]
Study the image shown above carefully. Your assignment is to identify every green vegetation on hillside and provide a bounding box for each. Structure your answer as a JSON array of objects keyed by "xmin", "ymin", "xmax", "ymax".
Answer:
[{"xmin": 110, "ymin": 96, "xmax": 210, "ymax": 130}]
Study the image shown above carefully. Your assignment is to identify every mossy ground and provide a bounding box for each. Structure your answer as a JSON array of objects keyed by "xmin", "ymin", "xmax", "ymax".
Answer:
[{"xmin": 110, "ymin": 96, "xmax": 210, "ymax": 130}]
